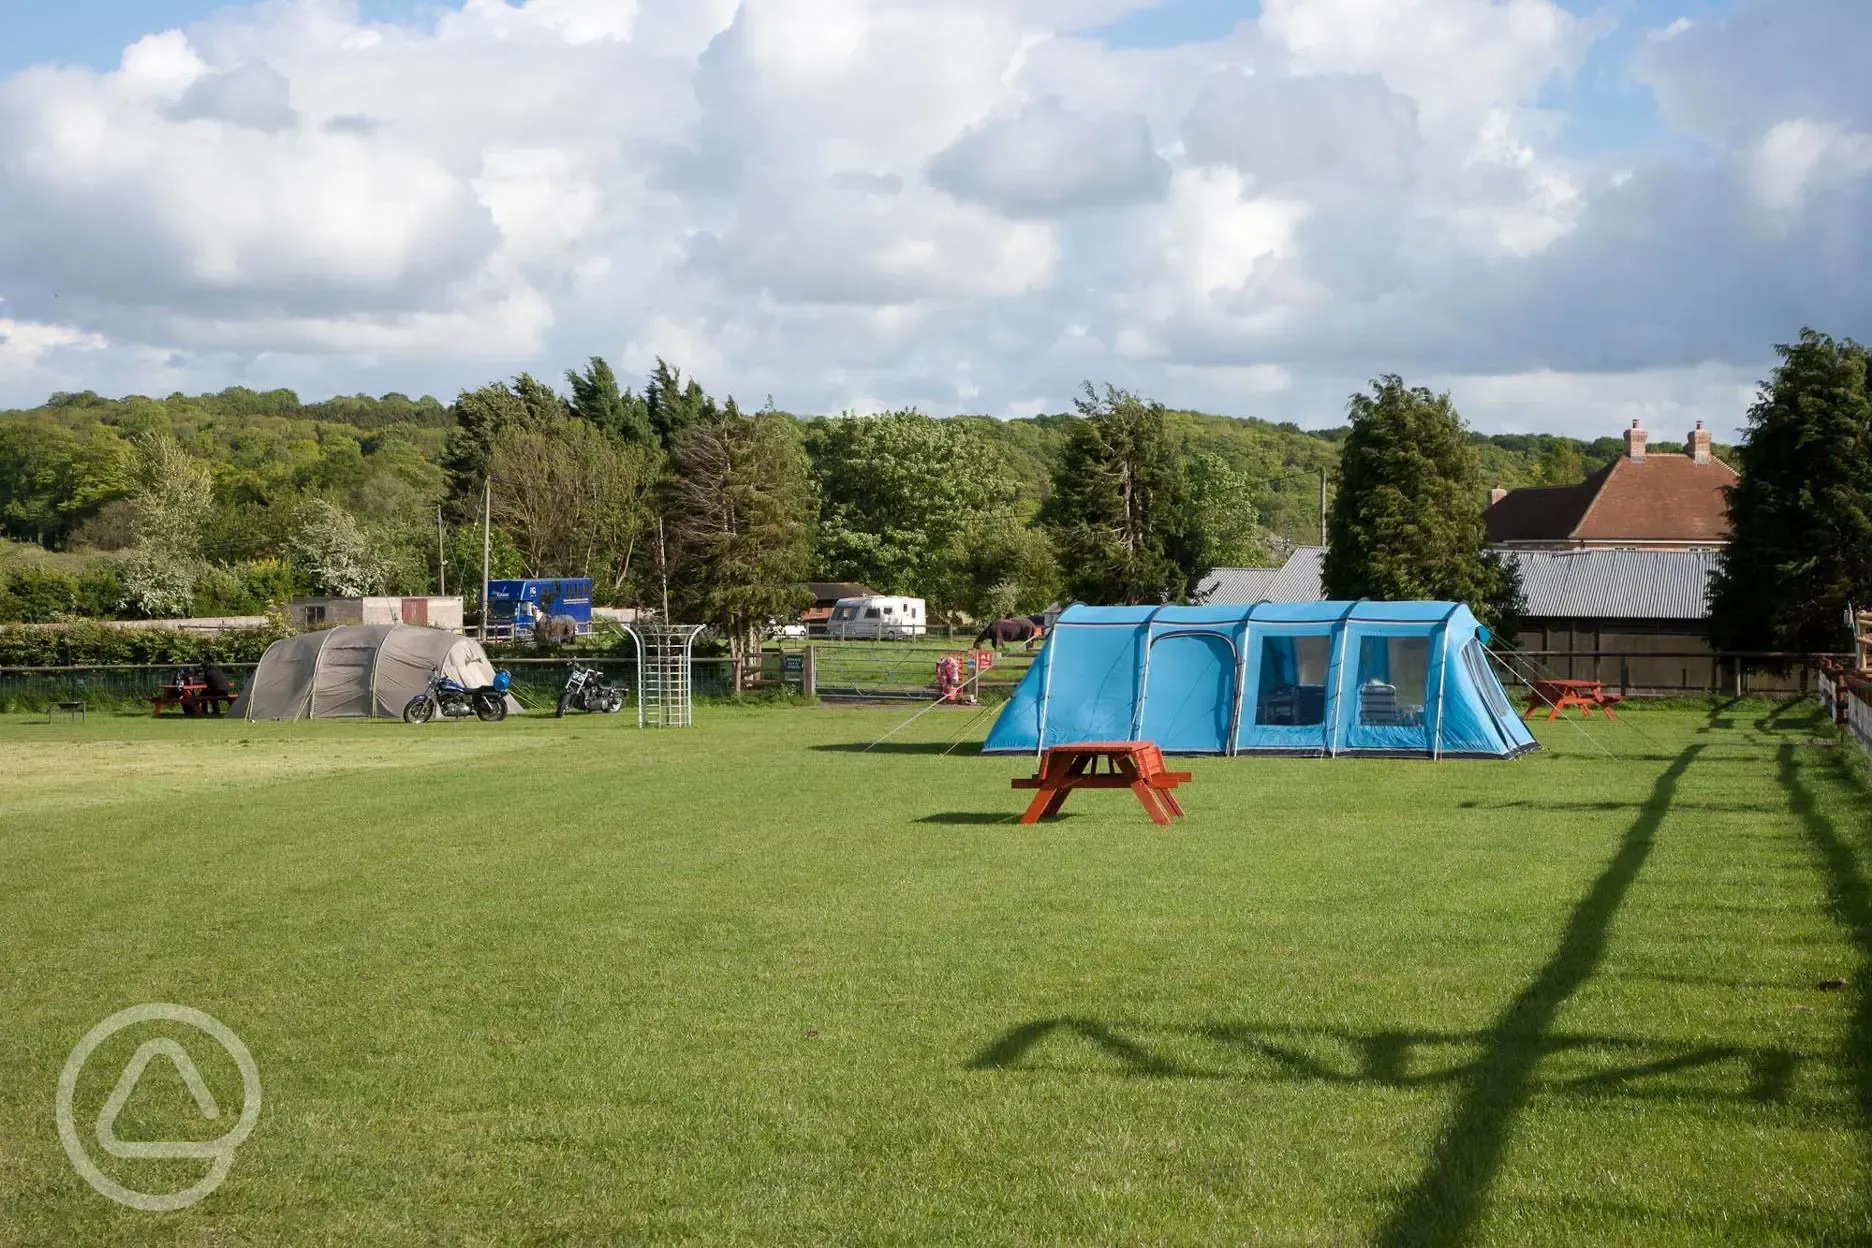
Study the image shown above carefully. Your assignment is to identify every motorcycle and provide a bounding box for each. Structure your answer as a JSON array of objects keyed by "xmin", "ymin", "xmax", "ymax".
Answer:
[
  {"xmin": 404, "ymin": 667, "xmax": 512, "ymax": 724},
  {"xmin": 557, "ymin": 661, "xmax": 626, "ymax": 717}
]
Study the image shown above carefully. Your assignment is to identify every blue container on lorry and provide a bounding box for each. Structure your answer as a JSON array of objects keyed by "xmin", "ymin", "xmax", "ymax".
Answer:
[{"xmin": 486, "ymin": 578, "xmax": 594, "ymax": 636}]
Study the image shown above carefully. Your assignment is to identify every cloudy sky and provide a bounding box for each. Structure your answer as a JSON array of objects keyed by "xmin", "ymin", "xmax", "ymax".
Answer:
[{"xmin": 0, "ymin": 0, "xmax": 1864, "ymax": 437}]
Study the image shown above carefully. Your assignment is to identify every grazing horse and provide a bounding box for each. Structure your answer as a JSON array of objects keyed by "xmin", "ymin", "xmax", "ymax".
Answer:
[{"xmin": 973, "ymin": 616, "xmax": 1045, "ymax": 650}]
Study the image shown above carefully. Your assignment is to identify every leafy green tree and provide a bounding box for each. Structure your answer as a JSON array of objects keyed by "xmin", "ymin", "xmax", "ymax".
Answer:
[
  {"xmin": 1709, "ymin": 330, "xmax": 1872, "ymax": 655},
  {"xmin": 952, "ymin": 522, "xmax": 1060, "ymax": 620},
  {"xmin": 804, "ymin": 409, "xmax": 1022, "ymax": 612},
  {"xmin": 1532, "ymin": 438, "xmax": 1585, "ymax": 485},
  {"xmin": 645, "ymin": 359, "xmax": 718, "ymax": 450},
  {"xmin": 1042, "ymin": 384, "xmax": 1199, "ymax": 604},
  {"xmin": 488, "ymin": 419, "xmax": 660, "ymax": 601},
  {"xmin": 289, "ymin": 498, "xmax": 385, "ymax": 597},
  {"xmin": 119, "ymin": 433, "xmax": 213, "ymax": 617},
  {"xmin": 1185, "ymin": 451, "xmax": 1271, "ymax": 572},
  {"xmin": 567, "ymin": 357, "xmax": 654, "ymax": 446},
  {"xmin": 439, "ymin": 374, "xmax": 569, "ymax": 516},
  {"xmin": 664, "ymin": 408, "xmax": 814, "ymax": 687},
  {"xmin": 1321, "ymin": 377, "xmax": 1521, "ymax": 634},
  {"xmin": 442, "ymin": 524, "xmax": 525, "ymax": 624}
]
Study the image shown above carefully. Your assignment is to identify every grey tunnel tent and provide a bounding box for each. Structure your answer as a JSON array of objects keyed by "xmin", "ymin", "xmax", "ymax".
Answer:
[{"xmin": 231, "ymin": 624, "xmax": 521, "ymax": 720}]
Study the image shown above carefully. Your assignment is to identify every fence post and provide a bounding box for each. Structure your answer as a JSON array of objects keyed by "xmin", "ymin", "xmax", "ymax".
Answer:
[{"xmin": 802, "ymin": 646, "xmax": 816, "ymax": 699}]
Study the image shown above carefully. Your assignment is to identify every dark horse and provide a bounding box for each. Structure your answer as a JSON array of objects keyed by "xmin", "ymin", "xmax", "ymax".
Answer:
[{"xmin": 973, "ymin": 615, "xmax": 1046, "ymax": 650}]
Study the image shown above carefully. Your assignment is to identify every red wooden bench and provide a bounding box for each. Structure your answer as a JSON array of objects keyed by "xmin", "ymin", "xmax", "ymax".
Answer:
[
  {"xmin": 1012, "ymin": 741, "xmax": 1193, "ymax": 826},
  {"xmin": 152, "ymin": 682, "xmax": 238, "ymax": 716},
  {"xmin": 1523, "ymin": 678, "xmax": 1623, "ymax": 720}
]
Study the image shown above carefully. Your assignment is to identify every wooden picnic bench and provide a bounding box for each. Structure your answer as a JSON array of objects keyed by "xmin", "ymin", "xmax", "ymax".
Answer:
[
  {"xmin": 1012, "ymin": 741, "xmax": 1193, "ymax": 826},
  {"xmin": 152, "ymin": 682, "xmax": 237, "ymax": 716},
  {"xmin": 1523, "ymin": 678, "xmax": 1623, "ymax": 721}
]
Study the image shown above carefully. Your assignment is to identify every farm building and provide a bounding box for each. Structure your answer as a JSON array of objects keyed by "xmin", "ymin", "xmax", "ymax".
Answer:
[{"xmin": 292, "ymin": 595, "xmax": 464, "ymax": 633}]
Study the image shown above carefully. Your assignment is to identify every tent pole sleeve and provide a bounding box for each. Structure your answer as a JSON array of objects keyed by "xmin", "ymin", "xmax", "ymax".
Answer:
[
  {"xmin": 308, "ymin": 626, "xmax": 339, "ymax": 719},
  {"xmin": 1131, "ymin": 604, "xmax": 1170, "ymax": 741},
  {"xmin": 1326, "ymin": 602, "xmax": 1359, "ymax": 757},
  {"xmin": 1430, "ymin": 604, "xmax": 1462, "ymax": 762},
  {"xmin": 1037, "ymin": 627, "xmax": 1059, "ymax": 757},
  {"xmin": 1228, "ymin": 603, "xmax": 1262, "ymax": 756}
]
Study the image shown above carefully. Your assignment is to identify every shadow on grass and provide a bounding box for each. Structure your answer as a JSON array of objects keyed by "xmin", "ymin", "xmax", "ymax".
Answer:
[
  {"xmin": 916, "ymin": 812, "xmax": 1032, "ymax": 825},
  {"xmin": 966, "ymin": 1016, "xmax": 1803, "ymax": 1110},
  {"xmin": 808, "ymin": 741, "xmax": 985, "ymax": 756},
  {"xmin": 1365, "ymin": 741, "xmax": 1703, "ymax": 1247},
  {"xmin": 1776, "ymin": 743, "xmax": 1872, "ymax": 1187},
  {"xmin": 1457, "ymin": 798, "xmax": 1775, "ymax": 814}
]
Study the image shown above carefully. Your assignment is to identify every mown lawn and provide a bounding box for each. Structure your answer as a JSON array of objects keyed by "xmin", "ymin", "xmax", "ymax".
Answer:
[{"xmin": 0, "ymin": 700, "xmax": 1868, "ymax": 1245}]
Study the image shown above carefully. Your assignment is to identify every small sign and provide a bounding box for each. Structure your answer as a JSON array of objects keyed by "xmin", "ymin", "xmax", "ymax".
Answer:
[{"xmin": 782, "ymin": 654, "xmax": 804, "ymax": 676}]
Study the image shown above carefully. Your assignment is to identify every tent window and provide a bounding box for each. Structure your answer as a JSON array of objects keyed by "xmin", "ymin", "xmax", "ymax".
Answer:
[
  {"xmin": 1466, "ymin": 641, "xmax": 1513, "ymax": 718},
  {"xmin": 1254, "ymin": 635, "xmax": 1330, "ymax": 726},
  {"xmin": 1356, "ymin": 637, "xmax": 1429, "ymax": 726}
]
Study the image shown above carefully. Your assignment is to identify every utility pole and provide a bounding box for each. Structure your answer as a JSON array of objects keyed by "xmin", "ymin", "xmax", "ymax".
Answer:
[
  {"xmin": 482, "ymin": 478, "xmax": 492, "ymax": 640},
  {"xmin": 436, "ymin": 507, "xmax": 446, "ymax": 597},
  {"xmin": 1318, "ymin": 467, "xmax": 1328, "ymax": 548},
  {"xmin": 656, "ymin": 516, "xmax": 670, "ymax": 622}
]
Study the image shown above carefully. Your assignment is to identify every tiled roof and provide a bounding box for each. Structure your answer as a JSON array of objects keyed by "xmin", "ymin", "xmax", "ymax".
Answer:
[
  {"xmin": 1507, "ymin": 548, "xmax": 1717, "ymax": 621},
  {"xmin": 1486, "ymin": 454, "xmax": 1737, "ymax": 544}
]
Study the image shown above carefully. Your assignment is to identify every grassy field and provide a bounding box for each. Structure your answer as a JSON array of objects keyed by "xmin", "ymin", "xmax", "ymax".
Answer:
[{"xmin": 1, "ymin": 700, "xmax": 1868, "ymax": 1245}]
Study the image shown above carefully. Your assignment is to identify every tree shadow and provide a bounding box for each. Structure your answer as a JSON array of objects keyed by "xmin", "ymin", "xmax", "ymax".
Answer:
[
  {"xmin": 1776, "ymin": 743, "xmax": 1872, "ymax": 1186},
  {"xmin": 1367, "ymin": 741, "xmax": 1704, "ymax": 1247},
  {"xmin": 1457, "ymin": 798, "xmax": 1775, "ymax": 814},
  {"xmin": 965, "ymin": 1017, "xmax": 1807, "ymax": 1111}
]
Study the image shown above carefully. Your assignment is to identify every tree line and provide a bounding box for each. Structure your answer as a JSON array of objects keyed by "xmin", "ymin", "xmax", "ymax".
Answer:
[{"xmin": 5, "ymin": 334, "xmax": 1857, "ymax": 662}]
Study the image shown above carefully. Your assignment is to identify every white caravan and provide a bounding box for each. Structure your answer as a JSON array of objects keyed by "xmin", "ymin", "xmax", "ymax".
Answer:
[{"xmin": 827, "ymin": 595, "xmax": 928, "ymax": 639}]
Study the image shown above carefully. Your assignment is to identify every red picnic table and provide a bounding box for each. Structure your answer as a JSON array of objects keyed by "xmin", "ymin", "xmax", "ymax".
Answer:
[
  {"xmin": 152, "ymin": 681, "xmax": 237, "ymax": 716},
  {"xmin": 1523, "ymin": 678, "xmax": 1623, "ymax": 721},
  {"xmin": 1012, "ymin": 741, "xmax": 1193, "ymax": 826}
]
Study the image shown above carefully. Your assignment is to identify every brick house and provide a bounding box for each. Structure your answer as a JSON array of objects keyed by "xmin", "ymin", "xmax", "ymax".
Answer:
[{"xmin": 1485, "ymin": 419, "xmax": 1737, "ymax": 550}]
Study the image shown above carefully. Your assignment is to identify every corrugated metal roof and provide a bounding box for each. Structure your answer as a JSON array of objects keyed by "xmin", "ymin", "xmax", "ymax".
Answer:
[
  {"xmin": 1198, "ymin": 546, "xmax": 1715, "ymax": 621},
  {"xmin": 1508, "ymin": 548, "xmax": 1716, "ymax": 621},
  {"xmin": 1198, "ymin": 547, "xmax": 1325, "ymax": 604}
]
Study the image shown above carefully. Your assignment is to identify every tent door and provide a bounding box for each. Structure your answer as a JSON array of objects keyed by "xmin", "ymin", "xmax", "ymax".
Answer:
[{"xmin": 1139, "ymin": 631, "xmax": 1238, "ymax": 753}]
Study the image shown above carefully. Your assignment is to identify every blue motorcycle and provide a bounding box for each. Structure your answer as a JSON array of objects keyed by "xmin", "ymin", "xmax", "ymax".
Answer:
[{"xmin": 404, "ymin": 667, "xmax": 511, "ymax": 723}]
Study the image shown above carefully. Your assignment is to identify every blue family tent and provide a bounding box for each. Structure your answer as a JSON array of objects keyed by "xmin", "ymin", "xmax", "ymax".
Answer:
[{"xmin": 982, "ymin": 601, "xmax": 1537, "ymax": 759}]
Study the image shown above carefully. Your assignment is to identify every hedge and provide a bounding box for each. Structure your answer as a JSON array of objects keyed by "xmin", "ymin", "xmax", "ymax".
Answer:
[{"xmin": 0, "ymin": 620, "xmax": 292, "ymax": 668}]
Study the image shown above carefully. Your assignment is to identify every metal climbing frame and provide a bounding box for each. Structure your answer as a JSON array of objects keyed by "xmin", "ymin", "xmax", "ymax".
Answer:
[{"xmin": 624, "ymin": 624, "xmax": 704, "ymax": 728}]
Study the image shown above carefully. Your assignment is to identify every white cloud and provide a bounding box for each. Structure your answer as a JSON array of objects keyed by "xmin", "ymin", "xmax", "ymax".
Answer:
[
  {"xmin": 1748, "ymin": 118, "xmax": 1872, "ymax": 214},
  {"xmin": 0, "ymin": 0, "xmax": 1862, "ymax": 442}
]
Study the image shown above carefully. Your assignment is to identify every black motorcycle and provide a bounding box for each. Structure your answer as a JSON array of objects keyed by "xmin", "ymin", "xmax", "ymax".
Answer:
[
  {"xmin": 556, "ymin": 662, "xmax": 626, "ymax": 717},
  {"xmin": 404, "ymin": 667, "xmax": 512, "ymax": 723}
]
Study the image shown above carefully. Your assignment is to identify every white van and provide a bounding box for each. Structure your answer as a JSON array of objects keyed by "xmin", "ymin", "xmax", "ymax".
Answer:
[{"xmin": 827, "ymin": 595, "xmax": 927, "ymax": 640}]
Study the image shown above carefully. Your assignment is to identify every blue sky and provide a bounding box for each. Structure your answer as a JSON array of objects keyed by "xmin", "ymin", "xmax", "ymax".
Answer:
[{"xmin": 0, "ymin": 0, "xmax": 436, "ymax": 73}]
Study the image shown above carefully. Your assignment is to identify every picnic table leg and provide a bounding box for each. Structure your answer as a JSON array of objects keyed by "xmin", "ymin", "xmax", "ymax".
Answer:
[
  {"xmin": 1019, "ymin": 788, "xmax": 1058, "ymax": 825},
  {"xmin": 1114, "ymin": 757, "xmax": 1172, "ymax": 826}
]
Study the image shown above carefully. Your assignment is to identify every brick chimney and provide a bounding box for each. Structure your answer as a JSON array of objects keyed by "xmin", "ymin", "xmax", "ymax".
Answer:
[
  {"xmin": 1488, "ymin": 485, "xmax": 1508, "ymax": 506},
  {"xmin": 1624, "ymin": 419, "xmax": 1647, "ymax": 462},
  {"xmin": 1687, "ymin": 419, "xmax": 1712, "ymax": 464}
]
